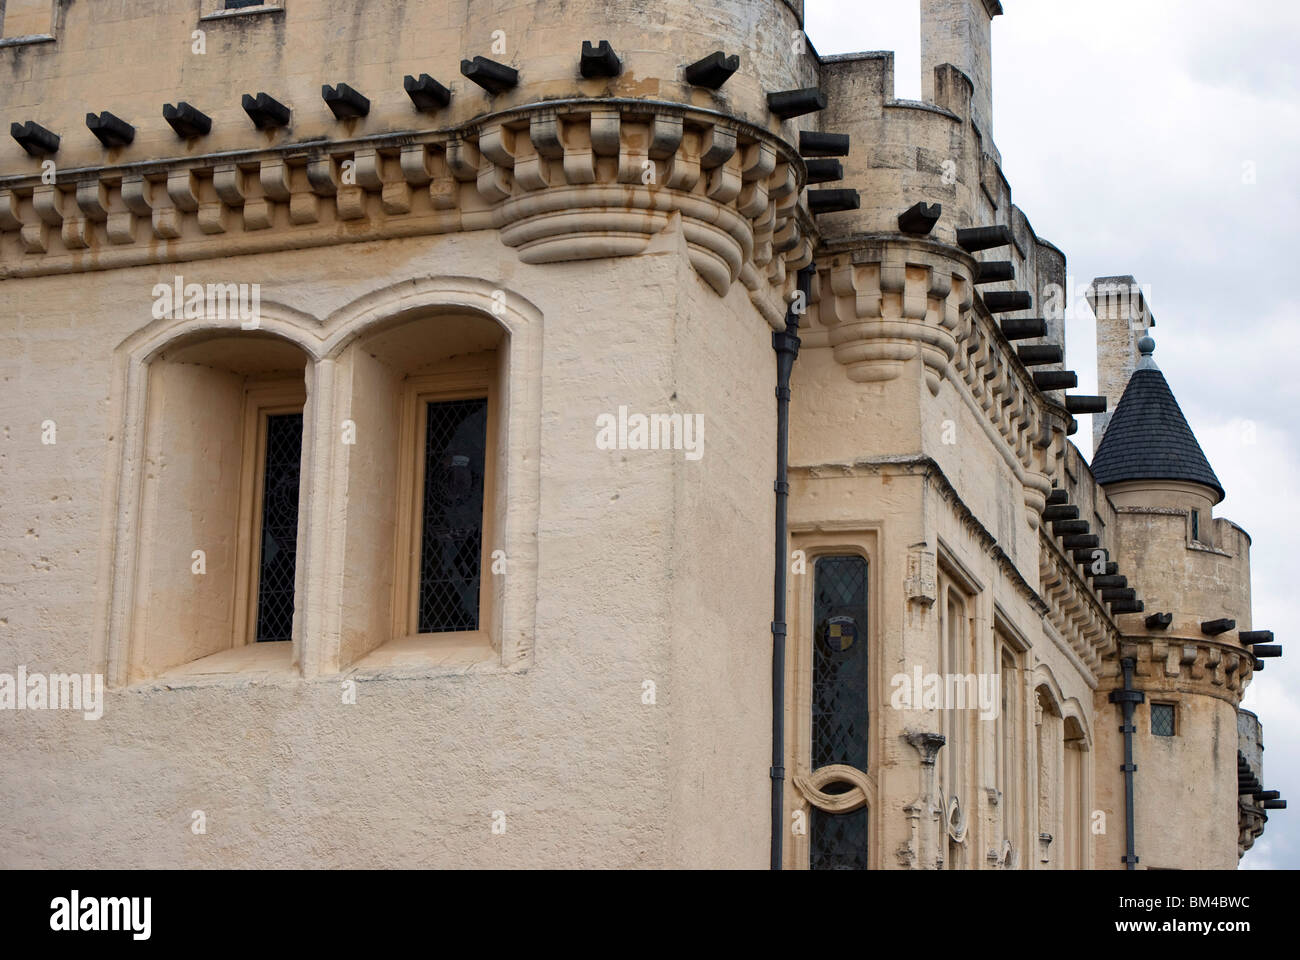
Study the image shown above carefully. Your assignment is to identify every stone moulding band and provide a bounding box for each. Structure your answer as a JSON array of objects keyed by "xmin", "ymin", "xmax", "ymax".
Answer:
[
  {"xmin": 0, "ymin": 98, "xmax": 811, "ymax": 327},
  {"xmin": 1117, "ymin": 636, "xmax": 1255, "ymax": 704}
]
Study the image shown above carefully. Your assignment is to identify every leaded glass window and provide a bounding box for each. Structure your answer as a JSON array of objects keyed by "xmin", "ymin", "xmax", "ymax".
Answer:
[
  {"xmin": 1151, "ymin": 702, "xmax": 1175, "ymax": 737},
  {"xmin": 809, "ymin": 555, "xmax": 870, "ymax": 869},
  {"xmin": 254, "ymin": 412, "xmax": 302, "ymax": 643},
  {"xmin": 418, "ymin": 398, "xmax": 487, "ymax": 633}
]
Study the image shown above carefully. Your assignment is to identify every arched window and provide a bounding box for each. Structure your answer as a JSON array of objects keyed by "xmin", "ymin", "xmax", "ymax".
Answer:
[
  {"xmin": 1035, "ymin": 686, "xmax": 1064, "ymax": 868},
  {"xmin": 334, "ymin": 308, "xmax": 506, "ymax": 671},
  {"xmin": 129, "ymin": 332, "xmax": 311, "ymax": 680},
  {"xmin": 936, "ymin": 569, "xmax": 977, "ymax": 870},
  {"xmin": 995, "ymin": 632, "xmax": 1024, "ymax": 866},
  {"xmin": 1062, "ymin": 715, "xmax": 1089, "ymax": 869}
]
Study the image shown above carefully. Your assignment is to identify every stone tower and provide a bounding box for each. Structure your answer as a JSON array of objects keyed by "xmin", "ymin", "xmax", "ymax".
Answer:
[{"xmin": 1090, "ymin": 337, "xmax": 1262, "ymax": 868}]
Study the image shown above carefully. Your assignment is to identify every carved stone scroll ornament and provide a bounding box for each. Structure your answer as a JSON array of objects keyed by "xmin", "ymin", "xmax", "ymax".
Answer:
[
  {"xmin": 793, "ymin": 763, "xmax": 872, "ymax": 814},
  {"xmin": 941, "ymin": 788, "xmax": 969, "ymax": 845}
]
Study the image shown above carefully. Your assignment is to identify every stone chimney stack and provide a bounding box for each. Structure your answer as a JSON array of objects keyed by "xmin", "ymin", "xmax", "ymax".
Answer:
[
  {"xmin": 921, "ymin": 0, "xmax": 1003, "ymax": 147},
  {"xmin": 1087, "ymin": 275, "xmax": 1155, "ymax": 450}
]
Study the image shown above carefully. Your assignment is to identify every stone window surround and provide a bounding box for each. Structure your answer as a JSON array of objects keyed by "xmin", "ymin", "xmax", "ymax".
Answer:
[
  {"xmin": 994, "ymin": 622, "xmax": 1027, "ymax": 866},
  {"xmin": 785, "ymin": 527, "xmax": 880, "ymax": 871},
  {"xmin": 1030, "ymin": 666, "xmax": 1094, "ymax": 870},
  {"xmin": 391, "ymin": 369, "xmax": 500, "ymax": 648},
  {"xmin": 0, "ymin": 0, "xmax": 54, "ymax": 46},
  {"xmin": 937, "ymin": 551, "xmax": 982, "ymax": 831},
  {"xmin": 199, "ymin": 0, "xmax": 283, "ymax": 23},
  {"xmin": 233, "ymin": 379, "xmax": 308, "ymax": 651},
  {"xmin": 1150, "ymin": 700, "xmax": 1178, "ymax": 737},
  {"xmin": 99, "ymin": 275, "xmax": 542, "ymax": 690}
]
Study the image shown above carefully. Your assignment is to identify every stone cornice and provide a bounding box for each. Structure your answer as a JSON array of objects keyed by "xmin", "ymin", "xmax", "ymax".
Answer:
[
  {"xmin": 1104, "ymin": 635, "xmax": 1255, "ymax": 705},
  {"xmin": 1038, "ymin": 530, "xmax": 1119, "ymax": 676},
  {"xmin": 0, "ymin": 98, "xmax": 812, "ymax": 328}
]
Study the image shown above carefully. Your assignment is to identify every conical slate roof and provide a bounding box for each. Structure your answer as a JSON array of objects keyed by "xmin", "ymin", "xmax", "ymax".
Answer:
[{"xmin": 1092, "ymin": 336, "xmax": 1224, "ymax": 503}]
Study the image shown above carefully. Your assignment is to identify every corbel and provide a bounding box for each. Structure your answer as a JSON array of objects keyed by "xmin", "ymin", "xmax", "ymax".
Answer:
[
  {"xmin": 446, "ymin": 137, "xmax": 481, "ymax": 181},
  {"xmin": 699, "ymin": 123, "xmax": 737, "ymax": 169},
  {"xmin": 427, "ymin": 148, "xmax": 457, "ymax": 210},
  {"xmin": 166, "ymin": 169, "xmax": 200, "ymax": 213},
  {"xmin": 61, "ymin": 217, "xmax": 91, "ymax": 250},
  {"xmin": 477, "ymin": 124, "xmax": 516, "ymax": 169},
  {"xmin": 106, "ymin": 176, "xmax": 144, "ymax": 244},
  {"xmin": 772, "ymin": 216, "xmax": 800, "ymax": 255},
  {"xmin": 19, "ymin": 221, "xmax": 48, "ymax": 253},
  {"xmin": 473, "ymin": 126, "xmax": 513, "ymax": 202},
  {"xmin": 741, "ymin": 140, "xmax": 777, "ymax": 183},
  {"xmin": 786, "ymin": 235, "xmax": 813, "ymax": 272},
  {"xmin": 259, "ymin": 159, "xmax": 293, "ymax": 202},
  {"xmin": 33, "ymin": 184, "xmax": 64, "ymax": 226},
  {"xmin": 588, "ymin": 110, "xmax": 620, "ymax": 159},
  {"xmin": 214, "ymin": 164, "xmax": 247, "ymax": 205},
  {"xmin": 706, "ymin": 153, "xmax": 742, "ymax": 204},
  {"xmin": 0, "ymin": 190, "xmax": 21, "ymax": 231},
  {"xmin": 306, "ymin": 156, "xmax": 339, "ymax": 196},
  {"xmin": 75, "ymin": 179, "xmax": 110, "ymax": 221},
  {"xmin": 511, "ymin": 114, "xmax": 556, "ymax": 192},
  {"xmin": 768, "ymin": 162, "xmax": 797, "ymax": 201},
  {"xmin": 664, "ymin": 126, "xmax": 701, "ymax": 191},
  {"xmin": 399, "ymin": 144, "xmax": 433, "ymax": 187},
  {"xmin": 351, "ymin": 148, "xmax": 385, "ymax": 192},
  {"xmin": 286, "ymin": 157, "xmax": 320, "ymax": 224},
  {"xmin": 649, "ymin": 114, "xmax": 684, "ymax": 161}
]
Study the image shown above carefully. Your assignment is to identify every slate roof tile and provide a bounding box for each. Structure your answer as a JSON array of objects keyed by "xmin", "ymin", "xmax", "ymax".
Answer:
[{"xmin": 1092, "ymin": 366, "xmax": 1224, "ymax": 503}]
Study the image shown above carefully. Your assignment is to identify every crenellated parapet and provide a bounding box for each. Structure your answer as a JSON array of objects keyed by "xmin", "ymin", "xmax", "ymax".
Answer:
[{"xmin": 0, "ymin": 100, "xmax": 813, "ymax": 326}]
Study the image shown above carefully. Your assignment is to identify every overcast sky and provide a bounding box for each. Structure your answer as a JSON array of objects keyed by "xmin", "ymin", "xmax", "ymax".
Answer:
[{"xmin": 805, "ymin": 0, "xmax": 1299, "ymax": 870}]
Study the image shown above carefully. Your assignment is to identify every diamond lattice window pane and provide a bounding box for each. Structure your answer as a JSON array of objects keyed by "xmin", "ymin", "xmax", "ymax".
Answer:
[
  {"xmin": 1151, "ymin": 703, "xmax": 1175, "ymax": 737},
  {"xmin": 418, "ymin": 398, "xmax": 487, "ymax": 633},
  {"xmin": 809, "ymin": 555, "xmax": 870, "ymax": 870},
  {"xmin": 810, "ymin": 806, "xmax": 869, "ymax": 870},
  {"xmin": 255, "ymin": 413, "xmax": 303, "ymax": 643},
  {"xmin": 812, "ymin": 556, "xmax": 870, "ymax": 771}
]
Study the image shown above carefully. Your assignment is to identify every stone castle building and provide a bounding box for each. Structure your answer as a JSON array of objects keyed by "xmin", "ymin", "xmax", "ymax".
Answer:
[{"xmin": 0, "ymin": 0, "xmax": 1284, "ymax": 867}]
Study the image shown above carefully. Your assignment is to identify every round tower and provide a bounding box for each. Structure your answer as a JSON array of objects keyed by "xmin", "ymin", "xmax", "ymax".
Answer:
[{"xmin": 1093, "ymin": 336, "xmax": 1254, "ymax": 869}]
